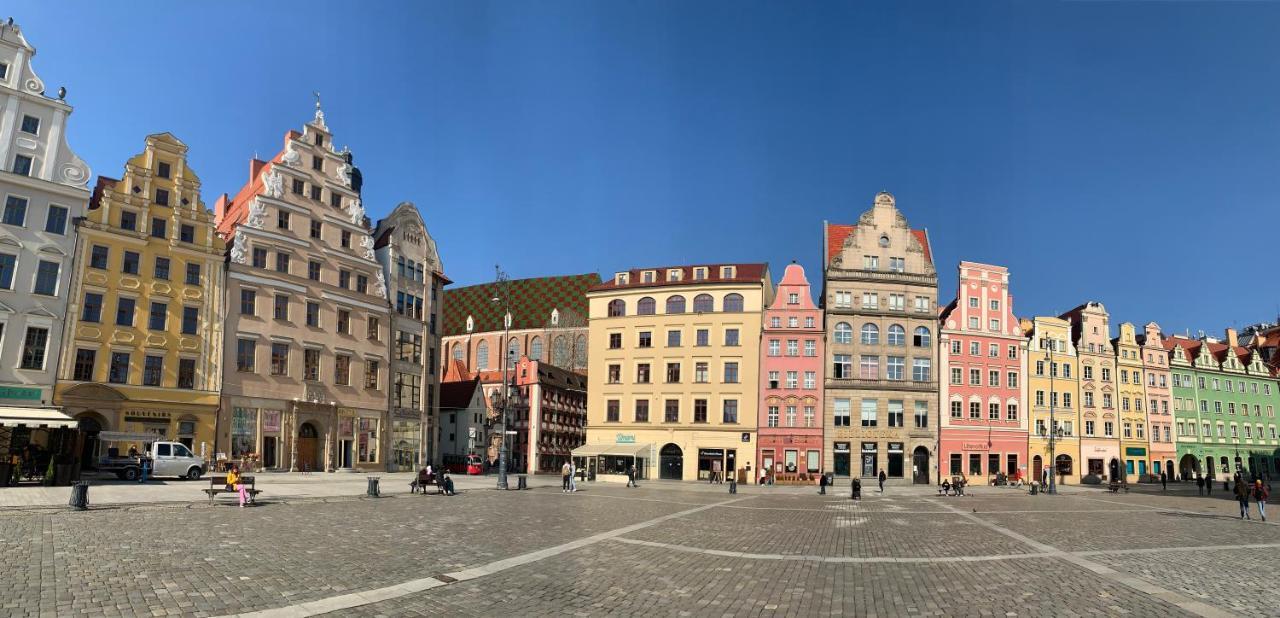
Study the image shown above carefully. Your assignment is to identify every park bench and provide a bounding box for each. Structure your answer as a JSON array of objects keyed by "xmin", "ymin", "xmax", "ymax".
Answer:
[
  {"xmin": 203, "ymin": 474, "xmax": 262, "ymax": 504},
  {"xmin": 410, "ymin": 470, "xmax": 438, "ymax": 494}
]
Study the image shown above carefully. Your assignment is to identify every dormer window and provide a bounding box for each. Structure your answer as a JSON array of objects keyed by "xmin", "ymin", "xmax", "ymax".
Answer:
[
  {"xmin": 158, "ymin": 162, "xmax": 171, "ymax": 179},
  {"xmin": 315, "ymin": 133, "xmax": 325, "ymax": 147},
  {"xmin": 668, "ymin": 269, "xmax": 682, "ymax": 281},
  {"xmin": 721, "ymin": 265, "xmax": 735, "ymax": 279},
  {"xmin": 693, "ymin": 268, "xmax": 707, "ymax": 281},
  {"xmin": 879, "ymin": 234, "xmax": 889, "ymax": 247},
  {"xmin": 641, "ymin": 271, "xmax": 655, "ymax": 283},
  {"xmin": 615, "ymin": 272, "xmax": 629, "ymax": 285}
]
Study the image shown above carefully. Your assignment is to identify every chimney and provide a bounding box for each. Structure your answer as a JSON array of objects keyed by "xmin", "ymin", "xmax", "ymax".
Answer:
[
  {"xmin": 249, "ymin": 159, "xmax": 266, "ymax": 182},
  {"xmin": 1226, "ymin": 328, "xmax": 1239, "ymax": 349}
]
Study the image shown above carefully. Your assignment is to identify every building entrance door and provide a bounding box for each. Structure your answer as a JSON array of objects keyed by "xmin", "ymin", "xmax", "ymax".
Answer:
[
  {"xmin": 1032, "ymin": 455, "xmax": 1043, "ymax": 482},
  {"xmin": 912, "ymin": 446, "xmax": 930, "ymax": 484},
  {"xmin": 659, "ymin": 443, "xmax": 683, "ymax": 480},
  {"xmin": 263, "ymin": 437, "xmax": 277, "ymax": 469},
  {"xmin": 860, "ymin": 442, "xmax": 877, "ymax": 478},
  {"xmin": 297, "ymin": 422, "xmax": 320, "ymax": 472},
  {"xmin": 340, "ymin": 439, "xmax": 354, "ymax": 469},
  {"xmin": 833, "ymin": 442, "xmax": 850, "ymax": 477},
  {"xmin": 886, "ymin": 443, "xmax": 904, "ymax": 478}
]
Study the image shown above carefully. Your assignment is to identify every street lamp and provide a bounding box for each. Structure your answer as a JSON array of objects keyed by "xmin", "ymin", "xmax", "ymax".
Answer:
[{"xmin": 492, "ymin": 265, "xmax": 513, "ymax": 490}]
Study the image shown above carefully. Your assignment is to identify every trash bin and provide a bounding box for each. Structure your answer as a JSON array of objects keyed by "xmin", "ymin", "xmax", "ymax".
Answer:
[
  {"xmin": 366, "ymin": 476, "xmax": 380, "ymax": 497},
  {"xmin": 517, "ymin": 475, "xmax": 527, "ymax": 490},
  {"xmin": 1028, "ymin": 482, "xmax": 1039, "ymax": 496},
  {"xmin": 69, "ymin": 481, "xmax": 90, "ymax": 510}
]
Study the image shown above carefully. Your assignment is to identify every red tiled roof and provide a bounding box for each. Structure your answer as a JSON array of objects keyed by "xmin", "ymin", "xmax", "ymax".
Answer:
[
  {"xmin": 591, "ymin": 263, "xmax": 768, "ymax": 292},
  {"xmin": 824, "ymin": 224, "xmax": 931, "ymax": 266},
  {"xmin": 439, "ymin": 377, "xmax": 480, "ymax": 411},
  {"xmin": 442, "ymin": 273, "xmax": 599, "ymax": 337}
]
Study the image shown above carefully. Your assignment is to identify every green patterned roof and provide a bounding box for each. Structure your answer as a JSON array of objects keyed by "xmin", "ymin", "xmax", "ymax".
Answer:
[{"xmin": 442, "ymin": 273, "xmax": 600, "ymax": 336}]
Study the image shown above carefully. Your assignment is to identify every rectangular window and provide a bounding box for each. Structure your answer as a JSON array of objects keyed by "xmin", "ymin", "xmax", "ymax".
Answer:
[
  {"xmin": 185, "ymin": 262, "xmax": 200, "ymax": 285},
  {"xmin": 337, "ymin": 309, "xmax": 350, "ymax": 334},
  {"xmin": 291, "ymin": 179, "xmax": 304, "ymax": 195},
  {"xmin": 308, "ymin": 261, "xmax": 321, "ymax": 281},
  {"xmin": 638, "ymin": 331, "xmax": 651, "ymax": 348},
  {"xmin": 82, "ymin": 292, "xmax": 104, "ymax": 323},
  {"xmin": 19, "ymin": 114, "xmax": 40, "ymax": 135},
  {"xmin": 151, "ymin": 217, "xmax": 167, "ymax": 239},
  {"xmin": 634, "ymin": 400, "xmax": 649, "ymax": 423},
  {"xmin": 694, "ymin": 362, "xmax": 708, "ymax": 383},
  {"xmin": 989, "ymin": 402, "xmax": 1000, "ymax": 420},
  {"xmin": 148, "ymin": 302, "xmax": 167, "ymax": 330},
  {"xmin": 606, "ymin": 400, "xmax": 620, "ymax": 422},
  {"xmin": 950, "ymin": 367, "xmax": 962, "ymax": 385},
  {"xmin": 73, "ymin": 349, "xmax": 96, "ymax": 382},
  {"xmin": 356, "ymin": 274, "xmax": 368, "ymax": 294},
  {"xmin": 109, "ymin": 352, "xmax": 130, "ymax": 384},
  {"xmin": 805, "ymin": 340, "xmax": 816, "ymax": 356},
  {"xmin": 888, "ymin": 400, "xmax": 904, "ymax": 427},
  {"xmin": 664, "ymin": 399, "xmax": 679, "ymax": 423},
  {"xmin": 951, "ymin": 401, "xmax": 962, "ymax": 418},
  {"xmin": 240, "ymin": 289, "xmax": 256, "ymax": 315},
  {"xmin": 122, "ymin": 251, "xmax": 140, "ymax": 275},
  {"xmin": 119, "ymin": 210, "xmax": 136, "ymax": 231},
  {"xmin": 339, "ymin": 269, "xmax": 351, "ymax": 289},
  {"xmin": 608, "ymin": 333, "xmax": 621, "ymax": 349},
  {"xmin": 181, "ymin": 306, "xmax": 198, "ymax": 335},
  {"xmin": 860, "ymin": 399, "xmax": 877, "ymax": 427},
  {"xmin": 1, "ymin": 197, "xmax": 26, "ymax": 228},
  {"xmin": 237, "ymin": 339, "xmax": 256, "ymax": 372},
  {"xmin": 722, "ymin": 399, "xmax": 739, "ymax": 423},
  {"xmin": 804, "ymin": 371, "xmax": 816, "ymax": 389},
  {"xmin": 275, "ymin": 253, "xmax": 290, "ymax": 274},
  {"xmin": 1006, "ymin": 403, "xmax": 1018, "ymax": 420},
  {"xmin": 180, "ymin": 224, "xmax": 194, "ymax": 243},
  {"xmin": 335, "ymin": 354, "xmax": 351, "ymax": 385},
  {"xmin": 304, "ymin": 349, "xmax": 320, "ymax": 380},
  {"xmin": 115, "ymin": 297, "xmax": 135, "ymax": 326},
  {"xmin": 1008, "ymin": 372, "xmax": 1018, "ymax": 388},
  {"xmin": 970, "ymin": 402, "xmax": 980, "ymax": 419},
  {"xmin": 365, "ymin": 359, "xmax": 380, "ymax": 389},
  {"xmin": 32, "ymin": 260, "xmax": 59, "ymax": 295},
  {"xmin": 19, "ymin": 327, "xmax": 49, "ymax": 370},
  {"xmin": 366, "ymin": 317, "xmax": 380, "ymax": 341},
  {"xmin": 970, "ymin": 368, "xmax": 981, "ymax": 386},
  {"xmin": 607, "ymin": 364, "xmax": 621, "ymax": 384},
  {"xmin": 693, "ymin": 399, "xmax": 708, "ymax": 423},
  {"xmin": 723, "ymin": 362, "xmax": 739, "ymax": 383},
  {"xmin": 696, "ymin": 329, "xmax": 709, "ymax": 346},
  {"xmin": 252, "ymin": 248, "xmax": 267, "ymax": 268},
  {"xmin": 341, "ymin": 230, "xmax": 351, "ymax": 248},
  {"xmin": 915, "ymin": 401, "xmax": 928, "ymax": 428},
  {"xmin": 310, "ymin": 220, "xmax": 322, "ymax": 239},
  {"xmin": 912, "ymin": 359, "xmax": 930, "ymax": 381},
  {"xmin": 143, "ymin": 355, "xmax": 163, "ymax": 387},
  {"xmin": 177, "ymin": 358, "xmax": 196, "ymax": 389},
  {"xmin": 44, "ymin": 205, "xmax": 67, "ymax": 234},
  {"xmin": 306, "ymin": 302, "xmax": 319, "ymax": 327},
  {"xmin": 277, "ymin": 210, "xmax": 290, "ymax": 230},
  {"xmin": 666, "ymin": 362, "xmax": 681, "ymax": 383},
  {"xmin": 154, "ymin": 189, "xmax": 170, "ymax": 207},
  {"xmin": 11, "ymin": 154, "xmax": 33, "ymax": 176},
  {"xmin": 89, "ymin": 245, "xmax": 109, "ymax": 270},
  {"xmin": 786, "ymin": 371, "xmax": 798, "ymax": 388},
  {"xmin": 668, "ymin": 330, "xmax": 682, "ymax": 347},
  {"xmin": 886, "ymin": 356, "xmax": 904, "ymax": 380},
  {"xmin": 636, "ymin": 363, "xmax": 650, "ymax": 383},
  {"xmin": 725, "ymin": 328, "xmax": 740, "ymax": 346},
  {"xmin": 833, "ymin": 354, "xmax": 852, "ymax": 379},
  {"xmin": 834, "ymin": 399, "xmax": 852, "ymax": 427},
  {"xmin": 153, "ymin": 256, "xmax": 170, "ymax": 281}
]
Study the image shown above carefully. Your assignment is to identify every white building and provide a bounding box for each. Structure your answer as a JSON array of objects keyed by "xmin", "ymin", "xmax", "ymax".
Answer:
[{"xmin": 0, "ymin": 20, "xmax": 91, "ymax": 427}]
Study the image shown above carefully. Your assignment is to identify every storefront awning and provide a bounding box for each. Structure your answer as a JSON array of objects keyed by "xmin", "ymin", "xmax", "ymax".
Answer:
[
  {"xmin": 0, "ymin": 407, "xmax": 76, "ymax": 429},
  {"xmin": 571, "ymin": 443, "xmax": 653, "ymax": 458}
]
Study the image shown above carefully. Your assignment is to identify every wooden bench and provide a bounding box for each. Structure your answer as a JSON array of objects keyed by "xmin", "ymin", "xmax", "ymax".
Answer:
[
  {"xmin": 410, "ymin": 471, "xmax": 438, "ymax": 494},
  {"xmin": 203, "ymin": 475, "xmax": 262, "ymax": 504}
]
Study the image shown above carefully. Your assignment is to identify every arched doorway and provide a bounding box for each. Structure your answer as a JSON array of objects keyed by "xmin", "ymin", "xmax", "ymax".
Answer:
[
  {"xmin": 1166, "ymin": 459, "xmax": 1175, "ymax": 480},
  {"xmin": 1109, "ymin": 458, "xmax": 1121, "ymax": 481},
  {"xmin": 297, "ymin": 422, "xmax": 321, "ymax": 472},
  {"xmin": 912, "ymin": 446, "xmax": 930, "ymax": 484},
  {"xmin": 1055, "ymin": 455, "xmax": 1073, "ymax": 480},
  {"xmin": 75, "ymin": 414, "xmax": 105, "ymax": 471},
  {"xmin": 1206, "ymin": 456, "xmax": 1216, "ymax": 479},
  {"xmin": 1032, "ymin": 455, "xmax": 1043, "ymax": 482},
  {"xmin": 1179, "ymin": 454, "xmax": 1200, "ymax": 480},
  {"xmin": 659, "ymin": 443, "xmax": 683, "ymax": 480}
]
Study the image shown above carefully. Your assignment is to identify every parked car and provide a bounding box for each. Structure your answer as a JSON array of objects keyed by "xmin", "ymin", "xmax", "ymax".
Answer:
[{"xmin": 96, "ymin": 432, "xmax": 206, "ymax": 481}]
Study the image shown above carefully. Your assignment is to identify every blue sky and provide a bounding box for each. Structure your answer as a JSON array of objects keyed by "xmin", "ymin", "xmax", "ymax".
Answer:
[{"xmin": 11, "ymin": 1, "xmax": 1280, "ymax": 337}]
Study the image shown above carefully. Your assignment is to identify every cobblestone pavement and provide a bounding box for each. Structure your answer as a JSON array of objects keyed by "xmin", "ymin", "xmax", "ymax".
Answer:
[{"xmin": 2, "ymin": 482, "xmax": 1277, "ymax": 617}]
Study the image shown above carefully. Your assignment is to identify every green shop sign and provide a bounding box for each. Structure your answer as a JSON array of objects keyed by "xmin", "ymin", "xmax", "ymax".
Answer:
[
  {"xmin": 0, "ymin": 386, "xmax": 41, "ymax": 401},
  {"xmin": 1125, "ymin": 447, "xmax": 1147, "ymax": 456},
  {"xmin": 615, "ymin": 433, "xmax": 636, "ymax": 444}
]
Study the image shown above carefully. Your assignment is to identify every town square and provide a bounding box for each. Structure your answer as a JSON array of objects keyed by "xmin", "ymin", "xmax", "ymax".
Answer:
[{"xmin": 3, "ymin": 2, "xmax": 1280, "ymax": 616}]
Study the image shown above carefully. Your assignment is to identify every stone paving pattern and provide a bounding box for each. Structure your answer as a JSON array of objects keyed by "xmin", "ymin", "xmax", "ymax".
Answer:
[{"xmin": 2, "ymin": 482, "xmax": 1279, "ymax": 616}]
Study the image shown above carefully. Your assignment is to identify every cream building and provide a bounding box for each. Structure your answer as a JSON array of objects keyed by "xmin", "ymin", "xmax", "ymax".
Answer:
[
  {"xmin": 582, "ymin": 263, "xmax": 771, "ymax": 482},
  {"xmin": 1024, "ymin": 316, "xmax": 1081, "ymax": 484}
]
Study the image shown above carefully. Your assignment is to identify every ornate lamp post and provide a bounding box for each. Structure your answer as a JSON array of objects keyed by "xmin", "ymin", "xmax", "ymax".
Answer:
[
  {"xmin": 1046, "ymin": 340, "xmax": 1058, "ymax": 495},
  {"xmin": 492, "ymin": 266, "xmax": 513, "ymax": 490}
]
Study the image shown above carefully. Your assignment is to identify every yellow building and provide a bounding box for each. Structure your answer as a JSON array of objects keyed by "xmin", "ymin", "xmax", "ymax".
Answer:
[
  {"xmin": 55, "ymin": 134, "xmax": 225, "ymax": 463},
  {"xmin": 1114, "ymin": 322, "xmax": 1149, "ymax": 482},
  {"xmin": 579, "ymin": 264, "xmax": 771, "ymax": 482},
  {"xmin": 1023, "ymin": 316, "xmax": 1080, "ymax": 485}
]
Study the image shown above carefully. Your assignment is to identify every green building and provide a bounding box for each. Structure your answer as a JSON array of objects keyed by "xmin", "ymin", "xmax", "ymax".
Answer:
[{"xmin": 1167, "ymin": 331, "xmax": 1280, "ymax": 481}]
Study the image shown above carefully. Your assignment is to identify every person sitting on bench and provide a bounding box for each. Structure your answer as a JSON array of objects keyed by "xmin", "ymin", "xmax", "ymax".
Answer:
[{"xmin": 940, "ymin": 479, "xmax": 951, "ymax": 496}]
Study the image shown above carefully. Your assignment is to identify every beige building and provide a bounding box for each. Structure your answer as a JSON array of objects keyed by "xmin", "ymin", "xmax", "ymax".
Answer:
[
  {"xmin": 582, "ymin": 264, "xmax": 771, "ymax": 482},
  {"xmin": 213, "ymin": 104, "xmax": 390, "ymax": 472},
  {"xmin": 823, "ymin": 192, "xmax": 938, "ymax": 483}
]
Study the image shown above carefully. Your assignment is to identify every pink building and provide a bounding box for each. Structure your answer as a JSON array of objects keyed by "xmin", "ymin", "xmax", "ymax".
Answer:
[
  {"xmin": 757, "ymin": 263, "xmax": 824, "ymax": 482},
  {"xmin": 938, "ymin": 262, "xmax": 1028, "ymax": 481}
]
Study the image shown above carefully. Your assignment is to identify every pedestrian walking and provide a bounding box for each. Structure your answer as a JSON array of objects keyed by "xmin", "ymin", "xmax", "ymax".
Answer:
[
  {"xmin": 569, "ymin": 461, "xmax": 578, "ymax": 492},
  {"xmin": 1254, "ymin": 480, "xmax": 1269, "ymax": 521},
  {"xmin": 818, "ymin": 472, "xmax": 827, "ymax": 495},
  {"xmin": 1206, "ymin": 475, "xmax": 1213, "ymax": 495},
  {"xmin": 561, "ymin": 461, "xmax": 571, "ymax": 492},
  {"xmin": 878, "ymin": 469, "xmax": 886, "ymax": 493},
  {"xmin": 1160, "ymin": 470, "xmax": 1167, "ymax": 491},
  {"xmin": 1234, "ymin": 478, "xmax": 1251, "ymax": 520},
  {"xmin": 851, "ymin": 477, "xmax": 862, "ymax": 501},
  {"xmin": 1196, "ymin": 474, "xmax": 1204, "ymax": 495},
  {"xmin": 227, "ymin": 464, "xmax": 247, "ymax": 508},
  {"xmin": 626, "ymin": 464, "xmax": 637, "ymax": 488}
]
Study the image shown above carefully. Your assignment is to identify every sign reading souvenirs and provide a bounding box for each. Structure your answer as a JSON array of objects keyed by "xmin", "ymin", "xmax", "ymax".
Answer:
[
  {"xmin": 615, "ymin": 433, "xmax": 636, "ymax": 444},
  {"xmin": 124, "ymin": 410, "xmax": 172, "ymax": 424},
  {"xmin": 0, "ymin": 386, "xmax": 41, "ymax": 401}
]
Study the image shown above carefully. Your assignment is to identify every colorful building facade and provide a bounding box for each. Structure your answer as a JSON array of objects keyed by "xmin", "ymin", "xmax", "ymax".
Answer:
[
  {"xmin": 214, "ymin": 105, "xmax": 390, "ymax": 472},
  {"xmin": 1024, "ymin": 317, "xmax": 1080, "ymax": 483},
  {"xmin": 1114, "ymin": 322, "xmax": 1150, "ymax": 481},
  {"xmin": 757, "ymin": 263, "xmax": 823, "ymax": 482},
  {"xmin": 823, "ymin": 192, "xmax": 938, "ymax": 483},
  {"xmin": 1167, "ymin": 331, "xmax": 1280, "ymax": 481},
  {"xmin": 55, "ymin": 134, "xmax": 225, "ymax": 458},
  {"xmin": 1139, "ymin": 323, "xmax": 1176, "ymax": 479},
  {"xmin": 584, "ymin": 263, "xmax": 771, "ymax": 482},
  {"xmin": 1063, "ymin": 302, "xmax": 1120, "ymax": 481},
  {"xmin": 938, "ymin": 262, "xmax": 1027, "ymax": 482},
  {"xmin": 0, "ymin": 20, "xmax": 91, "ymax": 440}
]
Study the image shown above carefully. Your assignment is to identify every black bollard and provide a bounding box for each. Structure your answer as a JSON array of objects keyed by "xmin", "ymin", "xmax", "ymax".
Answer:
[
  {"xmin": 517, "ymin": 475, "xmax": 527, "ymax": 490},
  {"xmin": 69, "ymin": 481, "xmax": 89, "ymax": 511},
  {"xmin": 366, "ymin": 476, "xmax": 380, "ymax": 497},
  {"xmin": 729, "ymin": 477, "xmax": 737, "ymax": 494}
]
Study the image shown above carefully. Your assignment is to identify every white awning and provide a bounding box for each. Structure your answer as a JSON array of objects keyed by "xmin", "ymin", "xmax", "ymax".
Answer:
[
  {"xmin": 0, "ymin": 407, "xmax": 77, "ymax": 429},
  {"xmin": 571, "ymin": 443, "xmax": 653, "ymax": 458}
]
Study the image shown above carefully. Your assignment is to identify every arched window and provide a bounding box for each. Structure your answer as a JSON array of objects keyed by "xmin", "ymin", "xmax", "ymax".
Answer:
[
  {"xmin": 666, "ymin": 295, "xmax": 686, "ymax": 314},
  {"xmin": 723, "ymin": 293, "xmax": 744, "ymax": 312},
  {"xmin": 529, "ymin": 336, "xmax": 543, "ymax": 361},
  {"xmin": 507, "ymin": 337, "xmax": 520, "ymax": 367},
  {"xmin": 834, "ymin": 322, "xmax": 853, "ymax": 344},
  {"xmin": 553, "ymin": 336, "xmax": 569, "ymax": 367},
  {"xmin": 860, "ymin": 323, "xmax": 879, "ymax": 345},
  {"xmin": 637, "ymin": 297, "xmax": 656, "ymax": 315},
  {"xmin": 693, "ymin": 294, "xmax": 714, "ymax": 313},
  {"xmin": 575, "ymin": 334, "xmax": 588, "ymax": 365},
  {"xmin": 913, "ymin": 326, "xmax": 931, "ymax": 347},
  {"xmin": 476, "ymin": 340, "xmax": 489, "ymax": 370},
  {"xmin": 452, "ymin": 343, "xmax": 463, "ymax": 361},
  {"xmin": 607, "ymin": 299, "xmax": 626, "ymax": 317},
  {"xmin": 887, "ymin": 324, "xmax": 905, "ymax": 346}
]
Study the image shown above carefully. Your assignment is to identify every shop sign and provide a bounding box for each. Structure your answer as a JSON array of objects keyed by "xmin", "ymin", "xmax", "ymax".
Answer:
[
  {"xmin": 888, "ymin": 442, "xmax": 904, "ymax": 453},
  {"xmin": 961, "ymin": 442, "xmax": 988, "ymax": 450},
  {"xmin": 1125, "ymin": 447, "xmax": 1147, "ymax": 456},
  {"xmin": 699, "ymin": 449, "xmax": 724, "ymax": 458},
  {"xmin": 125, "ymin": 410, "xmax": 172, "ymax": 424},
  {"xmin": 262, "ymin": 410, "xmax": 281, "ymax": 433},
  {"xmin": 392, "ymin": 407, "xmax": 420, "ymax": 420},
  {"xmin": 338, "ymin": 407, "xmax": 357, "ymax": 417},
  {"xmin": 741, "ymin": 432, "xmax": 751, "ymax": 442},
  {"xmin": 834, "ymin": 442, "xmax": 851, "ymax": 453},
  {"xmin": 615, "ymin": 433, "xmax": 636, "ymax": 444},
  {"xmin": 861, "ymin": 442, "xmax": 877, "ymax": 453},
  {"xmin": 0, "ymin": 386, "xmax": 41, "ymax": 400}
]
